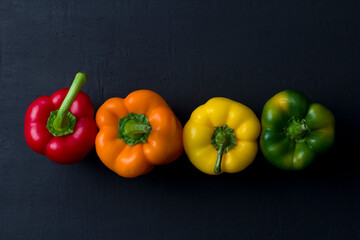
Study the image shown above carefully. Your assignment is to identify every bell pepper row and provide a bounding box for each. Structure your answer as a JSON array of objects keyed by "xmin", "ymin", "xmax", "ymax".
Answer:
[{"xmin": 25, "ymin": 73, "xmax": 335, "ymax": 177}]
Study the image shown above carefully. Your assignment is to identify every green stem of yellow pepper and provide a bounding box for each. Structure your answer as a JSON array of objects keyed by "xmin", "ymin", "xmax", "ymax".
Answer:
[
  {"xmin": 211, "ymin": 125, "xmax": 236, "ymax": 174},
  {"xmin": 214, "ymin": 142, "xmax": 225, "ymax": 174}
]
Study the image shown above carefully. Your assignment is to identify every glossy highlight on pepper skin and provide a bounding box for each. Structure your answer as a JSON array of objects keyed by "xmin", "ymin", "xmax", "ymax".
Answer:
[
  {"xmin": 260, "ymin": 89, "xmax": 335, "ymax": 170},
  {"xmin": 183, "ymin": 97, "xmax": 261, "ymax": 175},
  {"xmin": 95, "ymin": 90, "xmax": 183, "ymax": 178},
  {"xmin": 24, "ymin": 89, "xmax": 98, "ymax": 164}
]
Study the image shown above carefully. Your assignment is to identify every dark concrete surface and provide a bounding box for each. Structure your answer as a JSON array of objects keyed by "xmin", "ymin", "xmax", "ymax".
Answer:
[{"xmin": 1, "ymin": 1, "xmax": 360, "ymax": 239}]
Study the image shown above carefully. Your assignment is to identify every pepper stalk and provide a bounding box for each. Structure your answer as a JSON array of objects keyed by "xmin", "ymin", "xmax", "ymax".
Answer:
[
  {"xmin": 118, "ymin": 112, "xmax": 152, "ymax": 146},
  {"xmin": 47, "ymin": 73, "xmax": 87, "ymax": 136},
  {"xmin": 211, "ymin": 125, "xmax": 237, "ymax": 174}
]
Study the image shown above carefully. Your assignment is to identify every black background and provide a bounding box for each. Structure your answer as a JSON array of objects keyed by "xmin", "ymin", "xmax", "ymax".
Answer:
[{"xmin": 1, "ymin": 0, "xmax": 360, "ymax": 239}]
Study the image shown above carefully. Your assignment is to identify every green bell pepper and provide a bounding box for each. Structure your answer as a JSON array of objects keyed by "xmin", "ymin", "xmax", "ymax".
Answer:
[{"xmin": 260, "ymin": 89, "xmax": 335, "ymax": 170}]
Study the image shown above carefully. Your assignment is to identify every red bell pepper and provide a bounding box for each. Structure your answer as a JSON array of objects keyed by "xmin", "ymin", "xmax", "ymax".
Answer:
[{"xmin": 24, "ymin": 73, "xmax": 97, "ymax": 164}]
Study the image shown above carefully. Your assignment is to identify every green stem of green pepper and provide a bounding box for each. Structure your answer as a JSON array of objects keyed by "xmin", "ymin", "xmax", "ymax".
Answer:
[{"xmin": 285, "ymin": 116, "xmax": 309, "ymax": 141}]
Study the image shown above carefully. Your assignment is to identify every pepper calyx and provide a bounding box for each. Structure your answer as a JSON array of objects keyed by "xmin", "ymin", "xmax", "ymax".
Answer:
[
  {"xmin": 47, "ymin": 110, "xmax": 76, "ymax": 136},
  {"xmin": 118, "ymin": 112, "xmax": 152, "ymax": 146},
  {"xmin": 284, "ymin": 116, "xmax": 310, "ymax": 142}
]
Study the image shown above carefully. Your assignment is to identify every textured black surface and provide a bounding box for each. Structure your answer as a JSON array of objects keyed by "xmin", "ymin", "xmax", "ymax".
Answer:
[{"xmin": 1, "ymin": 1, "xmax": 360, "ymax": 239}]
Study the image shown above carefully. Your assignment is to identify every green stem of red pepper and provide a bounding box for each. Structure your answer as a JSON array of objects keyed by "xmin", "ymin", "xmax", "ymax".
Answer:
[{"xmin": 46, "ymin": 73, "xmax": 87, "ymax": 136}]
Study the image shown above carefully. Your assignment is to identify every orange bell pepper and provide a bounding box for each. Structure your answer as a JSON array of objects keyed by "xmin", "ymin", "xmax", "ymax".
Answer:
[{"xmin": 95, "ymin": 90, "xmax": 183, "ymax": 178}]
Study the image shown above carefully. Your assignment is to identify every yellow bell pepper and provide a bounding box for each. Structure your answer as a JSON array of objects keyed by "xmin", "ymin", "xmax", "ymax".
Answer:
[{"xmin": 183, "ymin": 97, "xmax": 261, "ymax": 175}]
